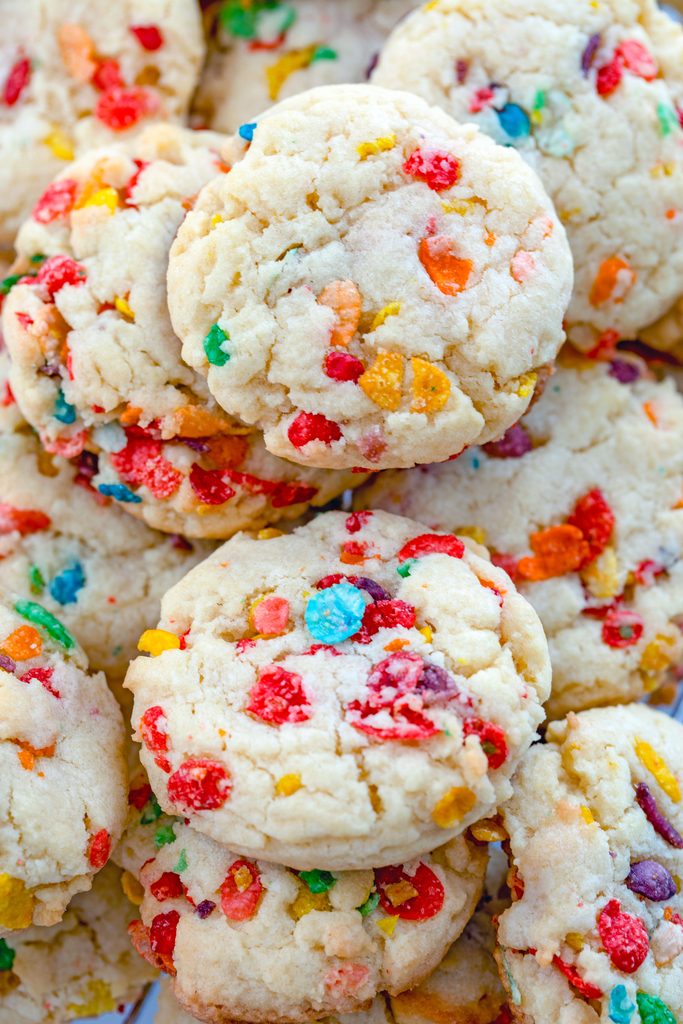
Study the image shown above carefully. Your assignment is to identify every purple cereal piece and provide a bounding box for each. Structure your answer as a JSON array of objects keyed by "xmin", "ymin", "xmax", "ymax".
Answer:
[
  {"xmin": 170, "ymin": 533, "xmax": 193, "ymax": 551},
  {"xmin": 180, "ymin": 437, "xmax": 210, "ymax": 453},
  {"xmin": 581, "ymin": 33, "xmax": 601, "ymax": 75},
  {"xmin": 196, "ymin": 899, "xmax": 216, "ymax": 919},
  {"xmin": 418, "ymin": 661, "xmax": 469, "ymax": 708},
  {"xmin": 365, "ymin": 52, "xmax": 379, "ymax": 79},
  {"xmin": 609, "ymin": 358, "xmax": 640, "ymax": 384},
  {"xmin": 353, "ymin": 577, "xmax": 390, "ymax": 603},
  {"xmin": 636, "ymin": 782, "xmax": 683, "ymax": 848},
  {"xmin": 0, "ymin": 653, "xmax": 16, "ymax": 674},
  {"xmin": 456, "ymin": 59, "xmax": 469, "ymax": 84},
  {"xmin": 483, "ymin": 423, "xmax": 532, "ymax": 459},
  {"xmin": 38, "ymin": 362, "xmax": 61, "ymax": 378},
  {"xmin": 626, "ymin": 860, "xmax": 677, "ymax": 901},
  {"xmin": 75, "ymin": 450, "xmax": 99, "ymax": 480}
]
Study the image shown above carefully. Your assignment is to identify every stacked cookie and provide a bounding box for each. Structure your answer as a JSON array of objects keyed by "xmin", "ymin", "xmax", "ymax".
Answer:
[{"xmin": 0, "ymin": 1, "xmax": 682, "ymax": 1024}]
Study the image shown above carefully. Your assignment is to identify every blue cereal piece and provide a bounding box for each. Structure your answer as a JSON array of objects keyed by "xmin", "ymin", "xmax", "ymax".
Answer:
[{"xmin": 305, "ymin": 583, "xmax": 365, "ymax": 644}]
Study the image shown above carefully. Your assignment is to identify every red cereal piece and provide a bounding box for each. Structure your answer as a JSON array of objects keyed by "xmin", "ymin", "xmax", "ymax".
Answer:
[
  {"xmin": 324, "ymin": 350, "xmax": 365, "ymax": 382},
  {"xmin": 88, "ymin": 829, "xmax": 111, "ymax": 869},
  {"xmin": 251, "ymin": 596, "xmax": 289, "ymax": 636},
  {"xmin": 288, "ymin": 412, "xmax": 342, "ymax": 449},
  {"xmin": 469, "ymin": 86, "xmax": 495, "ymax": 113},
  {"xmin": 354, "ymin": 599, "xmax": 416, "ymax": 644},
  {"xmin": 403, "ymin": 148, "xmax": 461, "ymax": 191},
  {"xmin": 167, "ymin": 758, "xmax": 231, "ymax": 811},
  {"xmin": 601, "ymin": 607, "xmax": 644, "ymax": 648},
  {"xmin": 375, "ymin": 862, "xmax": 445, "ymax": 920},
  {"xmin": 130, "ymin": 24, "xmax": 164, "ymax": 50},
  {"xmin": 567, "ymin": 489, "xmax": 615, "ymax": 566},
  {"xmin": 347, "ymin": 652, "xmax": 439, "ymax": 741},
  {"xmin": 149, "ymin": 910, "xmax": 179, "ymax": 959},
  {"xmin": 491, "ymin": 553, "xmax": 520, "ymax": 580},
  {"xmin": 150, "ymin": 871, "xmax": 185, "ymax": 902},
  {"xmin": 397, "ymin": 534, "xmax": 465, "ymax": 562},
  {"xmin": 463, "ymin": 718, "xmax": 508, "ymax": 769},
  {"xmin": 0, "ymin": 503, "xmax": 51, "ymax": 536},
  {"xmin": 346, "ymin": 511, "xmax": 372, "ymax": 534},
  {"xmin": 129, "ymin": 783, "xmax": 152, "ymax": 809},
  {"xmin": 110, "ymin": 437, "xmax": 182, "ymax": 499},
  {"xmin": 325, "ymin": 963, "xmax": 370, "ymax": 996},
  {"xmin": 634, "ymin": 560, "xmax": 665, "ymax": 586},
  {"xmin": 123, "ymin": 159, "xmax": 149, "ymax": 205},
  {"xmin": 36, "ymin": 255, "xmax": 85, "ymax": 296},
  {"xmin": 189, "ymin": 464, "xmax": 235, "ymax": 506},
  {"xmin": 270, "ymin": 481, "xmax": 317, "ymax": 508},
  {"xmin": 128, "ymin": 919, "xmax": 175, "ymax": 975},
  {"xmin": 551, "ymin": 956, "xmax": 603, "ymax": 999},
  {"xmin": 32, "ymin": 179, "xmax": 78, "ymax": 224},
  {"xmin": 615, "ymin": 39, "xmax": 657, "ymax": 80},
  {"xmin": 220, "ymin": 860, "xmax": 264, "ymax": 921},
  {"xmin": 597, "ymin": 899, "xmax": 649, "ymax": 973},
  {"xmin": 597, "ymin": 58, "xmax": 623, "ymax": 95},
  {"xmin": 140, "ymin": 705, "xmax": 171, "ymax": 773},
  {"xmin": 3, "ymin": 56, "xmax": 30, "ymax": 106},
  {"xmin": 246, "ymin": 665, "xmax": 312, "ymax": 725},
  {"xmin": 95, "ymin": 86, "xmax": 158, "ymax": 131},
  {"xmin": 20, "ymin": 666, "xmax": 59, "ymax": 697},
  {"xmin": 92, "ymin": 58, "xmax": 124, "ymax": 92}
]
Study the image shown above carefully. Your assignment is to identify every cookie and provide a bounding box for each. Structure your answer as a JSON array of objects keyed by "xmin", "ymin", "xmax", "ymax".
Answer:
[
  {"xmin": 358, "ymin": 359, "xmax": 683, "ymax": 719},
  {"xmin": 126, "ymin": 508, "xmax": 550, "ymax": 870},
  {"xmin": 373, "ymin": 0, "xmax": 683, "ymax": 353},
  {"xmin": 168, "ymin": 84, "xmax": 573, "ymax": 471},
  {"xmin": 2, "ymin": 123, "xmax": 359, "ymax": 537},
  {"xmin": 497, "ymin": 706, "xmax": 683, "ymax": 1024},
  {"xmin": 0, "ymin": 863, "xmax": 155, "ymax": 1023},
  {"xmin": 129, "ymin": 819, "xmax": 486, "ymax": 1024},
  {"xmin": 0, "ymin": 0, "xmax": 204, "ymax": 248},
  {"xmin": 0, "ymin": 428, "xmax": 211, "ymax": 685},
  {"xmin": 0, "ymin": 349, "xmax": 22, "ymax": 433},
  {"xmin": 193, "ymin": 0, "xmax": 418, "ymax": 133},
  {"xmin": 0, "ymin": 590, "xmax": 127, "ymax": 931}
]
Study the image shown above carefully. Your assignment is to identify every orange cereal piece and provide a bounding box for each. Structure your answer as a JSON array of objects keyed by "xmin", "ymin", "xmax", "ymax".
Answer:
[
  {"xmin": 410, "ymin": 358, "xmax": 451, "ymax": 414},
  {"xmin": 643, "ymin": 401, "xmax": 658, "ymax": 426},
  {"xmin": 58, "ymin": 23, "xmax": 97, "ymax": 83},
  {"xmin": 173, "ymin": 405, "xmax": 235, "ymax": 438},
  {"xmin": 1, "ymin": 626, "xmax": 42, "ymax": 661},
  {"xmin": 419, "ymin": 236, "xmax": 472, "ymax": 296},
  {"xmin": 589, "ymin": 256, "xmax": 637, "ymax": 306},
  {"xmin": 205, "ymin": 434, "xmax": 249, "ymax": 469},
  {"xmin": 517, "ymin": 524, "xmax": 590, "ymax": 581},
  {"xmin": 359, "ymin": 351, "xmax": 405, "ymax": 411},
  {"xmin": 119, "ymin": 404, "xmax": 142, "ymax": 427},
  {"xmin": 318, "ymin": 280, "xmax": 362, "ymax": 348}
]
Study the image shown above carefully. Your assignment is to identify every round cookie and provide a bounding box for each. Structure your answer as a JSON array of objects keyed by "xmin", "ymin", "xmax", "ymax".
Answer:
[
  {"xmin": 2, "ymin": 123, "xmax": 360, "ymax": 538},
  {"xmin": 0, "ymin": 590, "xmax": 127, "ymax": 931},
  {"xmin": 168, "ymin": 84, "xmax": 573, "ymax": 471},
  {"xmin": 129, "ymin": 819, "xmax": 487, "ymax": 1024},
  {"xmin": 373, "ymin": 0, "xmax": 683, "ymax": 353},
  {"xmin": 0, "ymin": 428, "xmax": 212, "ymax": 685},
  {"xmin": 193, "ymin": 0, "xmax": 418, "ymax": 133},
  {"xmin": 0, "ymin": 0, "xmax": 204, "ymax": 249},
  {"xmin": 0, "ymin": 863, "xmax": 155, "ymax": 1023},
  {"xmin": 126, "ymin": 508, "xmax": 551, "ymax": 870},
  {"xmin": 358, "ymin": 359, "xmax": 683, "ymax": 719},
  {"xmin": 497, "ymin": 706, "xmax": 683, "ymax": 1024}
]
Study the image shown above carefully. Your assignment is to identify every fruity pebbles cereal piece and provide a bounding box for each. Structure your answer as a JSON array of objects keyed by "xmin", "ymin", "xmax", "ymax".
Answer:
[
  {"xmin": 496, "ymin": 706, "xmax": 683, "ymax": 1024},
  {"xmin": 128, "ymin": 819, "xmax": 486, "ymax": 1024},
  {"xmin": 373, "ymin": 0, "xmax": 683, "ymax": 354},
  {"xmin": 0, "ymin": 348, "xmax": 22, "ymax": 434},
  {"xmin": 193, "ymin": 0, "xmax": 418, "ymax": 134},
  {"xmin": 125, "ymin": 509, "xmax": 550, "ymax": 870},
  {"xmin": 0, "ymin": 863, "xmax": 155, "ymax": 1023},
  {"xmin": 0, "ymin": 428, "xmax": 212, "ymax": 688},
  {"xmin": 1, "ymin": 123, "xmax": 359, "ymax": 538},
  {"xmin": 168, "ymin": 84, "xmax": 573, "ymax": 471},
  {"xmin": 0, "ymin": 0, "xmax": 204, "ymax": 248},
  {"xmin": 0, "ymin": 590, "xmax": 127, "ymax": 931},
  {"xmin": 359, "ymin": 359, "xmax": 683, "ymax": 719}
]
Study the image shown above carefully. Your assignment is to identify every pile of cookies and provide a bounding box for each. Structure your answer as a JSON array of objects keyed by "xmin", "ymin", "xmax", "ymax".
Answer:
[{"xmin": 0, "ymin": 2, "xmax": 682, "ymax": 1023}]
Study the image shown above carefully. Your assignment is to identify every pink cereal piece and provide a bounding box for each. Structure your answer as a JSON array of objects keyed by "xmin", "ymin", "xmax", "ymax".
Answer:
[
  {"xmin": 325, "ymin": 963, "xmax": 370, "ymax": 996},
  {"xmin": 511, "ymin": 251, "xmax": 536, "ymax": 283},
  {"xmin": 251, "ymin": 596, "xmax": 290, "ymax": 637}
]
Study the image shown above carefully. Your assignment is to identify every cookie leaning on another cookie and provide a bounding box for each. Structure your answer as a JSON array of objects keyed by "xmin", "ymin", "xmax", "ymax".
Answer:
[{"xmin": 169, "ymin": 83, "xmax": 573, "ymax": 471}]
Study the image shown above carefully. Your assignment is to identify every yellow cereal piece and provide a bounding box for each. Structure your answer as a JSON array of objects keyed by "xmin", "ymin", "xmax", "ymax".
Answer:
[
  {"xmin": 257, "ymin": 528, "xmax": 283, "ymax": 540},
  {"xmin": 210, "ymin": 214, "xmax": 224, "ymax": 228},
  {"xmin": 559, "ymin": 208, "xmax": 582, "ymax": 222},
  {"xmin": 357, "ymin": 135, "xmax": 396, "ymax": 159},
  {"xmin": 43, "ymin": 128, "xmax": 74, "ymax": 161},
  {"xmin": 410, "ymin": 358, "xmax": 451, "ymax": 414},
  {"xmin": 582, "ymin": 547, "xmax": 620, "ymax": 600},
  {"xmin": 377, "ymin": 916, "xmax": 399, "ymax": 937},
  {"xmin": 276, "ymin": 773, "xmax": 302, "ymax": 796},
  {"xmin": 516, "ymin": 372, "xmax": 537, "ymax": 399},
  {"xmin": 266, "ymin": 46, "xmax": 317, "ymax": 100},
  {"xmin": 290, "ymin": 889, "xmax": 331, "ymax": 920},
  {"xmin": 137, "ymin": 629, "xmax": 180, "ymax": 657},
  {"xmin": 121, "ymin": 870, "xmax": 144, "ymax": 906},
  {"xmin": 424, "ymin": 0, "xmax": 441, "ymax": 9},
  {"xmin": 371, "ymin": 303, "xmax": 401, "ymax": 330},
  {"xmin": 418, "ymin": 625, "xmax": 433, "ymax": 644},
  {"xmin": 635, "ymin": 739, "xmax": 681, "ymax": 803},
  {"xmin": 0, "ymin": 874, "xmax": 34, "ymax": 929},
  {"xmin": 441, "ymin": 198, "xmax": 473, "ymax": 216},
  {"xmin": 234, "ymin": 865, "xmax": 254, "ymax": 892},
  {"xmin": 80, "ymin": 186, "xmax": 119, "ymax": 214},
  {"xmin": 456, "ymin": 525, "xmax": 487, "ymax": 545},
  {"xmin": 68, "ymin": 980, "xmax": 115, "ymax": 1018},
  {"xmin": 640, "ymin": 634, "xmax": 675, "ymax": 675},
  {"xmin": 469, "ymin": 818, "xmax": 508, "ymax": 843},
  {"xmin": 432, "ymin": 787, "xmax": 476, "ymax": 829},
  {"xmin": 114, "ymin": 295, "xmax": 135, "ymax": 321},
  {"xmin": 359, "ymin": 351, "xmax": 405, "ymax": 411},
  {"xmin": 579, "ymin": 805, "xmax": 594, "ymax": 825},
  {"xmin": 565, "ymin": 932, "xmax": 585, "ymax": 952}
]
